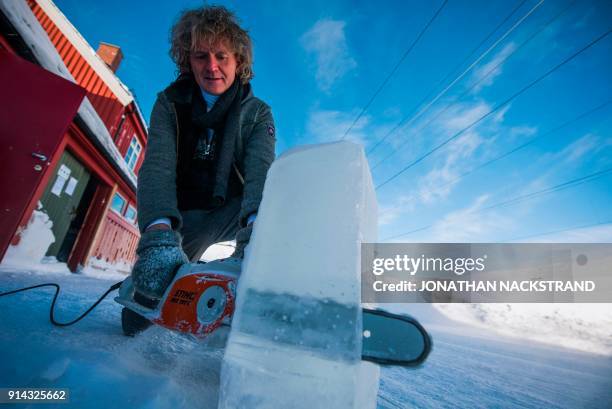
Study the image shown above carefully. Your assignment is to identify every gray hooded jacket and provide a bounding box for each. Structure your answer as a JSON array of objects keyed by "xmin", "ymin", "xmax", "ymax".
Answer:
[{"xmin": 137, "ymin": 80, "xmax": 276, "ymax": 233}]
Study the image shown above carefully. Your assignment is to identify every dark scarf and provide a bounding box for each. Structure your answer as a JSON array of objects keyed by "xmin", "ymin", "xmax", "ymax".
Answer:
[{"xmin": 190, "ymin": 78, "xmax": 242, "ymax": 207}]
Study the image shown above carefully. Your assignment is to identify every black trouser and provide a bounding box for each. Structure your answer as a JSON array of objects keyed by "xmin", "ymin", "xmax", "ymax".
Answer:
[{"xmin": 179, "ymin": 195, "xmax": 245, "ymax": 261}]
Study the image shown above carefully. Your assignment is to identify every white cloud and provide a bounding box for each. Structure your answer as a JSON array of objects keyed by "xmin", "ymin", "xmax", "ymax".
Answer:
[
  {"xmin": 437, "ymin": 101, "xmax": 491, "ymax": 133},
  {"xmin": 305, "ymin": 109, "xmax": 368, "ymax": 144},
  {"xmin": 378, "ymin": 206, "xmax": 403, "ymax": 227},
  {"xmin": 572, "ymin": 6, "xmax": 593, "ymax": 29},
  {"xmin": 378, "ymin": 194, "xmax": 416, "ymax": 226},
  {"xmin": 375, "ymin": 99, "xmax": 538, "ymax": 232},
  {"xmin": 369, "ymin": 100, "xmax": 492, "ymax": 173},
  {"xmin": 426, "ymin": 195, "xmax": 512, "ymax": 242},
  {"xmin": 471, "ymin": 43, "xmax": 516, "ymax": 93},
  {"xmin": 382, "ymin": 194, "xmax": 515, "ymax": 242},
  {"xmin": 418, "ymin": 130, "xmax": 483, "ymax": 204},
  {"xmin": 415, "ymin": 101, "xmax": 525, "ymax": 204},
  {"xmin": 523, "ymin": 133, "xmax": 606, "ymax": 196},
  {"xmin": 300, "ymin": 19, "xmax": 357, "ymax": 92},
  {"xmin": 304, "ymin": 107, "xmax": 398, "ymax": 148},
  {"xmin": 530, "ymin": 132, "xmax": 602, "ymax": 168},
  {"xmin": 558, "ymin": 133, "xmax": 601, "ymax": 164}
]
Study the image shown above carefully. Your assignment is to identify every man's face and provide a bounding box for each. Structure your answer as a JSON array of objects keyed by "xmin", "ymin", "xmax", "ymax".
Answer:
[{"xmin": 189, "ymin": 40, "xmax": 238, "ymax": 95}]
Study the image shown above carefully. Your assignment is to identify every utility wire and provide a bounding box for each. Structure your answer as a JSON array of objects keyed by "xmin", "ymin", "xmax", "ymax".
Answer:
[
  {"xmin": 481, "ymin": 167, "xmax": 612, "ymax": 211},
  {"xmin": 381, "ymin": 166, "xmax": 612, "ymax": 241},
  {"xmin": 432, "ymin": 99, "xmax": 611, "ymax": 193},
  {"xmin": 371, "ymin": 0, "xmax": 577, "ymax": 169},
  {"xmin": 368, "ymin": 0, "xmax": 541, "ymax": 155},
  {"xmin": 501, "ymin": 220, "xmax": 612, "ymax": 242},
  {"xmin": 376, "ymin": 98, "xmax": 610, "ymax": 219},
  {"xmin": 376, "ymin": 27, "xmax": 612, "ymax": 190},
  {"xmin": 340, "ymin": 0, "xmax": 449, "ymax": 140}
]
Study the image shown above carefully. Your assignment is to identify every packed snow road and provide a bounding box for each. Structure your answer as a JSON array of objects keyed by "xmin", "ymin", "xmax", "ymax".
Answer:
[{"xmin": 1, "ymin": 268, "xmax": 610, "ymax": 409}]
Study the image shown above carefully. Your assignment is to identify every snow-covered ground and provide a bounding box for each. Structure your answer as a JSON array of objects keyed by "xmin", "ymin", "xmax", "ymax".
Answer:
[
  {"xmin": 434, "ymin": 302, "xmax": 612, "ymax": 356},
  {"xmin": 1, "ymin": 266, "xmax": 610, "ymax": 409},
  {"xmin": 2, "ymin": 146, "xmax": 610, "ymax": 407},
  {"xmin": 3, "ymin": 191, "xmax": 611, "ymax": 407},
  {"xmin": 378, "ymin": 303, "xmax": 612, "ymax": 408}
]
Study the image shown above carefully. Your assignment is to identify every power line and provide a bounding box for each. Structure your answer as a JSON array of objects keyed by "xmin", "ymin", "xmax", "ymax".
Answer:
[
  {"xmin": 375, "ymin": 27, "xmax": 612, "ymax": 190},
  {"xmin": 367, "ymin": 0, "xmax": 541, "ymax": 156},
  {"xmin": 481, "ymin": 167, "xmax": 612, "ymax": 211},
  {"xmin": 382, "ymin": 225, "xmax": 432, "ymax": 241},
  {"xmin": 376, "ymin": 99, "xmax": 610, "ymax": 220},
  {"xmin": 340, "ymin": 0, "xmax": 449, "ymax": 140},
  {"xmin": 431, "ymin": 99, "xmax": 611, "ymax": 193},
  {"xmin": 371, "ymin": 0, "xmax": 577, "ymax": 169},
  {"xmin": 500, "ymin": 220, "xmax": 612, "ymax": 242},
  {"xmin": 381, "ymin": 166, "xmax": 612, "ymax": 241}
]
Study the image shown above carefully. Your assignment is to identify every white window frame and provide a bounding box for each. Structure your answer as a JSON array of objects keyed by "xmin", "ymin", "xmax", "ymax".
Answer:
[
  {"xmin": 124, "ymin": 204, "xmax": 137, "ymax": 224},
  {"xmin": 110, "ymin": 192, "xmax": 127, "ymax": 216},
  {"xmin": 123, "ymin": 135, "xmax": 142, "ymax": 172}
]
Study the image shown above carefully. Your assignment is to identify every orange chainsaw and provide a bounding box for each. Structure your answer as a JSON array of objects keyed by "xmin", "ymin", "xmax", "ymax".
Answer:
[
  {"xmin": 115, "ymin": 258, "xmax": 240, "ymax": 338},
  {"xmin": 115, "ymin": 258, "xmax": 432, "ymax": 367}
]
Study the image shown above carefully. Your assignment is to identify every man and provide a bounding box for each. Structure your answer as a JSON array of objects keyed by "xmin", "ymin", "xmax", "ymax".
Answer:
[{"xmin": 123, "ymin": 6, "xmax": 276, "ymax": 335}]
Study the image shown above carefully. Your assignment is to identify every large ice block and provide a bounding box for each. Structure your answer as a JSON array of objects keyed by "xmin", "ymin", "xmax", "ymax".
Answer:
[{"xmin": 219, "ymin": 141, "xmax": 379, "ymax": 409}]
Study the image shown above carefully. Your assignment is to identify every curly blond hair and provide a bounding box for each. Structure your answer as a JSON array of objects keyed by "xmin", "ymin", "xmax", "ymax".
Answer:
[{"xmin": 170, "ymin": 6, "xmax": 253, "ymax": 83}]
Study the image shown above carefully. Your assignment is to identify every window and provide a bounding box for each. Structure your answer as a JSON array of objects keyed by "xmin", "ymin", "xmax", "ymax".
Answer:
[
  {"xmin": 124, "ymin": 205, "xmax": 137, "ymax": 224},
  {"xmin": 124, "ymin": 136, "xmax": 142, "ymax": 172},
  {"xmin": 110, "ymin": 192, "xmax": 126, "ymax": 215}
]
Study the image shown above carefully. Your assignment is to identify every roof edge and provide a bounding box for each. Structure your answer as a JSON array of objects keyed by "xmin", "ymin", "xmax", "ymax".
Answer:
[{"xmin": 36, "ymin": 0, "xmax": 133, "ymax": 106}]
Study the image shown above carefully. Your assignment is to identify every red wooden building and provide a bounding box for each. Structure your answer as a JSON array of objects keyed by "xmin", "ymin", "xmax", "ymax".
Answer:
[{"xmin": 0, "ymin": 0, "xmax": 148, "ymax": 273}]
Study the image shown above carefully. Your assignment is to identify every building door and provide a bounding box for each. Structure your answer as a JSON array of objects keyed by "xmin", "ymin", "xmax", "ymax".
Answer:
[
  {"xmin": 39, "ymin": 150, "xmax": 92, "ymax": 260},
  {"xmin": 57, "ymin": 175, "xmax": 98, "ymax": 263},
  {"xmin": 0, "ymin": 48, "xmax": 86, "ymax": 259}
]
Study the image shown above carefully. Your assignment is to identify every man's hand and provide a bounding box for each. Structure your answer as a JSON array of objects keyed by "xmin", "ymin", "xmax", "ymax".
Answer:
[
  {"xmin": 131, "ymin": 229, "xmax": 188, "ymax": 300},
  {"xmin": 232, "ymin": 224, "xmax": 253, "ymax": 259}
]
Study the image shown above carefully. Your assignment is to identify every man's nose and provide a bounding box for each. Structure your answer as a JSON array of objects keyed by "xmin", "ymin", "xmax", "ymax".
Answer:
[{"xmin": 205, "ymin": 56, "xmax": 219, "ymax": 71}]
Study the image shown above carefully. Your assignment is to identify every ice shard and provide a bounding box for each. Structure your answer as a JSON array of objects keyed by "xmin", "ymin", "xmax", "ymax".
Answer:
[{"xmin": 219, "ymin": 141, "xmax": 379, "ymax": 409}]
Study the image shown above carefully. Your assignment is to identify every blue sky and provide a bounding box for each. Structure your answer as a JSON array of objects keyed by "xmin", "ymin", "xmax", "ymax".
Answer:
[{"xmin": 54, "ymin": 0, "xmax": 612, "ymax": 242}]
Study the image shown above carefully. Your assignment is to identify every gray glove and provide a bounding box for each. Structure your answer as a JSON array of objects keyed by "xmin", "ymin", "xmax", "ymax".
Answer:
[
  {"xmin": 131, "ymin": 229, "xmax": 189, "ymax": 300},
  {"xmin": 232, "ymin": 224, "xmax": 253, "ymax": 259}
]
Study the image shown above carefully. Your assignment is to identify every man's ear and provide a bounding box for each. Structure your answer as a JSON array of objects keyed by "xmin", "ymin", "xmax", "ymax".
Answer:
[{"xmin": 235, "ymin": 56, "xmax": 243, "ymax": 75}]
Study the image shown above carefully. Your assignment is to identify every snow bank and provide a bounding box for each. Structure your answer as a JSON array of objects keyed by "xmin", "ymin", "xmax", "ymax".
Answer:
[
  {"xmin": 435, "ymin": 303, "xmax": 612, "ymax": 356},
  {"xmin": 1, "ymin": 202, "xmax": 128, "ymax": 279},
  {"xmin": 81, "ymin": 257, "xmax": 130, "ymax": 280},
  {"xmin": 2, "ymin": 205, "xmax": 55, "ymax": 268}
]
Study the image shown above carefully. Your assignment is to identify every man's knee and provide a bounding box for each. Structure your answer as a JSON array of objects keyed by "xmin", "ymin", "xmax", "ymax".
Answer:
[{"xmin": 179, "ymin": 201, "xmax": 241, "ymax": 261}]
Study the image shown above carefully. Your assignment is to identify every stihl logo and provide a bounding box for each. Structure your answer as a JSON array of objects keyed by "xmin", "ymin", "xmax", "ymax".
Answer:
[{"xmin": 170, "ymin": 289, "xmax": 196, "ymax": 305}]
